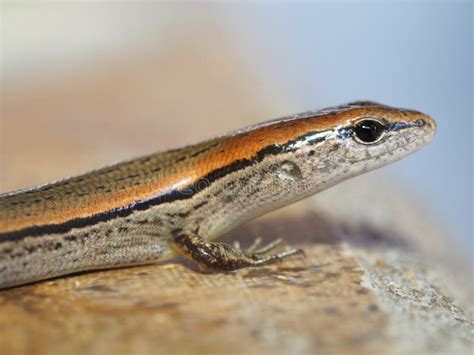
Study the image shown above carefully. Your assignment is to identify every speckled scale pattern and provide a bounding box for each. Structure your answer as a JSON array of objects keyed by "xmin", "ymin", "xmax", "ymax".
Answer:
[
  {"xmin": 0, "ymin": 101, "xmax": 436, "ymax": 288},
  {"xmin": 0, "ymin": 101, "xmax": 426, "ymax": 234}
]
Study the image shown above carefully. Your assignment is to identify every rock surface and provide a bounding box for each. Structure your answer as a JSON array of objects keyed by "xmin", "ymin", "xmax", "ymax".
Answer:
[{"xmin": 0, "ymin": 209, "xmax": 471, "ymax": 355}]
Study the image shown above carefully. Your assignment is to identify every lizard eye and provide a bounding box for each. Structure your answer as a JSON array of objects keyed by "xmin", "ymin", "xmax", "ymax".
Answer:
[{"xmin": 353, "ymin": 119, "xmax": 386, "ymax": 144}]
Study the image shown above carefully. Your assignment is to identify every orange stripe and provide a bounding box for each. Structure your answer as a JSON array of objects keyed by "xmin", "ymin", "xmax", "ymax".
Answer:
[{"xmin": 1, "ymin": 107, "xmax": 381, "ymax": 233}]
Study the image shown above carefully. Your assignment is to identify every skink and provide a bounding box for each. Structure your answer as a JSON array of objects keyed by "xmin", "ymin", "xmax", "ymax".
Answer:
[{"xmin": 0, "ymin": 101, "xmax": 436, "ymax": 289}]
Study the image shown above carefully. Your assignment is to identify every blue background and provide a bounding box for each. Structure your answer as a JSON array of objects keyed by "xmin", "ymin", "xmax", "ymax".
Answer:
[{"xmin": 218, "ymin": 1, "xmax": 472, "ymax": 257}]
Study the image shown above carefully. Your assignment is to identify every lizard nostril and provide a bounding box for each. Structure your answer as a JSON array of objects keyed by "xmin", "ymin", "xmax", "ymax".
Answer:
[
  {"xmin": 412, "ymin": 119, "xmax": 425, "ymax": 127},
  {"xmin": 418, "ymin": 115, "xmax": 437, "ymax": 132}
]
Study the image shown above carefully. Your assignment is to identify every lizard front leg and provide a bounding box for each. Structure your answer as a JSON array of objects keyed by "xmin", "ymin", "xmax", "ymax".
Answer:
[{"xmin": 172, "ymin": 230, "xmax": 304, "ymax": 271}]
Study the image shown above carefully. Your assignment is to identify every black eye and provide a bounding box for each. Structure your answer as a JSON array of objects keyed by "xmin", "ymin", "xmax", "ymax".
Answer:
[{"xmin": 354, "ymin": 120, "xmax": 386, "ymax": 143}]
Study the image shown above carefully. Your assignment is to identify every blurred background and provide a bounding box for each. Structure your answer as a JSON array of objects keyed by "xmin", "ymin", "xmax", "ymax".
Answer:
[{"xmin": 1, "ymin": 1, "xmax": 472, "ymax": 263}]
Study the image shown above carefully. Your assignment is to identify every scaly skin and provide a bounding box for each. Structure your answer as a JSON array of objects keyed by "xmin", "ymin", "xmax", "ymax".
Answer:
[{"xmin": 0, "ymin": 101, "xmax": 436, "ymax": 288}]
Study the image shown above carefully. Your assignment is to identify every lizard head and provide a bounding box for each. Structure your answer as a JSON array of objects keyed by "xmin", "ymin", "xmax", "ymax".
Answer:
[
  {"xmin": 321, "ymin": 101, "xmax": 436, "ymax": 173},
  {"xmin": 250, "ymin": 101, "xmax": 436, "ymax": 196}
]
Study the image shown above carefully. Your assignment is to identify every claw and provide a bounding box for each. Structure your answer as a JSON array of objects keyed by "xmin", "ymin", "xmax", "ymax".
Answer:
[
  {"xmin": 250, "ymin": 247, "xmax": 305, "ymax": 266},
  {"xmin": 251, "ymin": 238, "xmax": 285, "ymax": 255},
  {"xmin": 245, "ymin": 237, "xmax": 262, "ymax": 253}
]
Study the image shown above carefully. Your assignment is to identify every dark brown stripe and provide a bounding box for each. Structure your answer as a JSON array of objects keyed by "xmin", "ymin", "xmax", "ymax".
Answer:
[{"xmin": 0, "ymin": 130, "xmax": 329, "ymax": 242}]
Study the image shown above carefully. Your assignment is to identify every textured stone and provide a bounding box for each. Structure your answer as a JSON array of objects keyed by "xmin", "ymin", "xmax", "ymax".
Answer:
[{"xmin": 0, "ymin": 209, "xmax": 471, "ymax": 355}]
